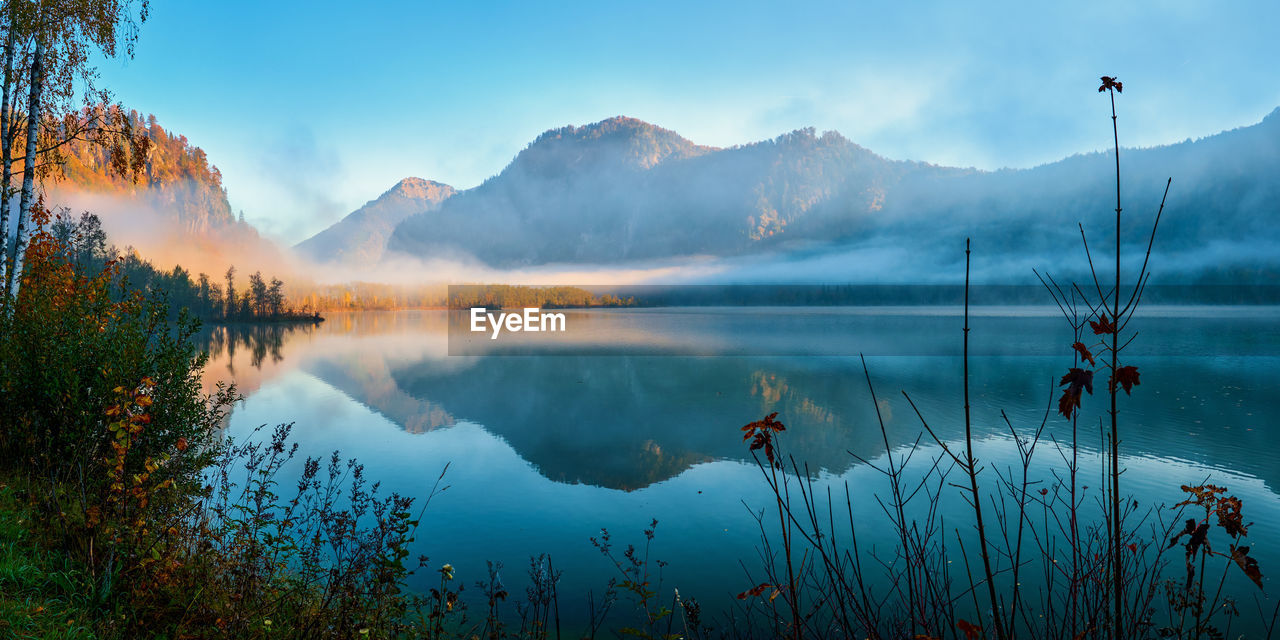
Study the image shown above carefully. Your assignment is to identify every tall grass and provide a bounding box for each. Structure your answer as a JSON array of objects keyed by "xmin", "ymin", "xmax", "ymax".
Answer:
[{"xmin": 726, "ymin": 78, "xmax": 1269, "ymax": 640}]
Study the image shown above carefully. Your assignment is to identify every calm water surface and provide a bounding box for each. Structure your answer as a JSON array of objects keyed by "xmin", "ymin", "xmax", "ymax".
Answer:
[{"xmin": 201, "ymin": 307, "xmax": 1280, "ymax": 632}]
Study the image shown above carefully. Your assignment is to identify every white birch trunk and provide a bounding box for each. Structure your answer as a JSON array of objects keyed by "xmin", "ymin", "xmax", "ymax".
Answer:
[
  {"xmin": 0, "ymin": 9, "xmax": 16, "ymax": 293},
  {"xmin": 5, "ymin": 31, "xmax": 41, "ymax": 299}
]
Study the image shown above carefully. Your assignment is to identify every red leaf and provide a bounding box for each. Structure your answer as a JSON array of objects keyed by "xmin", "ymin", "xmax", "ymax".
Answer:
[
  {"xmin": 742, "ymin": 413, "xmax": 786, "ymax": 467},
  {"xmin": 1216, "ymin": 496, "xmax": 1248, "ymax": 537},
  {"xmin": 736, "ymin": 582, "xmax": 774, "ymax": 600},
  {"xmin": 957, "ymin": 619, "xmax": 982, "ymax": 640},
  {"xmin": 1098, "ymin": 76, "xmax": 1122, "ymax": 93},
  {"xmin": 1110, "ymin": 365, "xmax": 1140, "ymax": 395},
  {"xmin": 1057, "ymin": 366, "xmax": 1095, "ymax": 419},
  {"xmin": 1059, "ymin": 367, "xmax": 1094, "ymax": 396},
  {"xmin": 1231, "ymin": 545, "xmax": 1264, "ymax": 590},
  {"xmin": 1058, "ymin": 389, "xmax": 1082, "ymax": 419},
  {"xmin": 1072, "ymin": 341, "xmax": 1096, "ymax": 366},
  {"xmin": 1089, "ymin": 314, "xmax": 1116, "ymax": 335}
]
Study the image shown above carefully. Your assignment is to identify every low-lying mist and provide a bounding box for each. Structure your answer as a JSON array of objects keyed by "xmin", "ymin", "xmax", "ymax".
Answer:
[
  {"xmin": 39, "ymin": 104, "xmax": 1280, "ymax": 304},
  {"xmin": 47, "ymin": 188, "xmax": 292, "ymax": 280},
  {"xmin": 57, "ymin": 184, "xmax": 1279, "ymax": 306}
]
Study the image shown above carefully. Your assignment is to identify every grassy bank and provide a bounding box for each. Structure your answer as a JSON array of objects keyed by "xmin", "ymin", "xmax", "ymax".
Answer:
[{"xmin": 0, "ymin": 479, "xmax": 99, "ymax": 640}]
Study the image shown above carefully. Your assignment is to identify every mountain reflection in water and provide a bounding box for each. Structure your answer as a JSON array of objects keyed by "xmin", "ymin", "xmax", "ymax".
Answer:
[
  {"xmin": 196, "ymin": 308, "xmax": 1280, "ymax": 631},
  {"xmin": 200, "ymin": 308, "xmax": 1280, "ymax": 491}
]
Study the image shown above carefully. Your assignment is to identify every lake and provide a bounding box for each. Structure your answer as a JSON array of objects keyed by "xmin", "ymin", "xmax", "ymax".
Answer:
[{"xmin": 200, "ymin": 306, "xmax": 1280, "ymax": 634}]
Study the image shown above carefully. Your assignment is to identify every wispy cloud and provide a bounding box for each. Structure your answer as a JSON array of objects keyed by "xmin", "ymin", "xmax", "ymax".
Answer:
[{"xmin": 247, "ymin": 125, "xmax": 349, "ymax": 242}]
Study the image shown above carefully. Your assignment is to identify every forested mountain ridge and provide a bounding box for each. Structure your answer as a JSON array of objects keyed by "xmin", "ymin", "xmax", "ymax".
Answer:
[
  {"xmin": 385, "ymin": 116, "xmax": 949, "ymax": 265},
  {"xmin": 49, "ymin": 108, "xmax": 240, "ymax": 235},
  {"xmin": 294, "ymin": 177, "xmax": 455, "ymax": 265},
  {"xmin": 514, "ymin": 116, "xmax": 715, "ymax": 172},
  {"xmin": 376, "ymin": 109, "xmax": 1280, "ymax": 279},
  {"xmin": 859, "ymin": 106, "xmax": 1280, "ymax": 282},
  {"xmin": 31, "ymin": 107, "xmax": 290, "ymax": 280}
]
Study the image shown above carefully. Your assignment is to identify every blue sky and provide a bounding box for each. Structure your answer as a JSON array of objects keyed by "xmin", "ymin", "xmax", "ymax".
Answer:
[{"xmin": 95, "ymin": 0, "xmax": 1280, "ymax": 244}]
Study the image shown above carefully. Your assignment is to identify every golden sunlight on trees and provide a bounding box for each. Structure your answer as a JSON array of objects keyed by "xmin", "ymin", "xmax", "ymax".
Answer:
[{"xmin": 0, "ymin": 0, "xmax": 150, "ymax": 303}]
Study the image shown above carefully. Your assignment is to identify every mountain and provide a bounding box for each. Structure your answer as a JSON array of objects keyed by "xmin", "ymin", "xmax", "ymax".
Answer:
[
  {"xmin": 384, "ymin": 116, "xmax": 953, "ymax": 265},
  {"xmin": 849, "ymin": 106, "xmax": 1280, "ymax": 282},
  {"xmin": 370, "ymin": 110, "xmax": 1280, "ymax": 281},
  {"xmin": 295, "ymin": 177, "xmax": 455, "ymax": 265},
  {"xmin": 42, "ymin": 107, "xmax": 290, "ymax": 277},
  {"xmin": 51, "ymin": 109, "xmax": 239, "ymax": 235}
]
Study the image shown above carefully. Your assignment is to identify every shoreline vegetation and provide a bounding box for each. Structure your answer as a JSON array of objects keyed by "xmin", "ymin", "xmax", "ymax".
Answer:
[
  {"xmin": 48, "ymin": 210, "xmax": 325, "ymax": 325},
  {"xmin": 211, "ymin": 312, "xmax": 324, "ymax": 325},
  {"xmin": 0, "ymin": 7, "xmax": 1272, "ymax": 633}
]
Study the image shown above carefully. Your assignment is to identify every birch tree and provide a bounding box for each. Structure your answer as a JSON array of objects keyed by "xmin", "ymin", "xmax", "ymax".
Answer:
[
  {"xmin": 0, "ymin": 0, "xmax": 149, "ymax": 303},
  {"xmin": 0, "ymin": 1, "xmax": 29, "ymax": 290}
]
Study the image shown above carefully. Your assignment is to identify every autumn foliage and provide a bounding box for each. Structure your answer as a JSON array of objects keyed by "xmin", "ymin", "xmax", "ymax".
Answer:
[
  {"xmin": 0, "ymin": 208, "xmax": 443, "ymax": 638},
  {"xmin": 740, "ymin": 411, "xmax": 786, "ymax": 468},
  {"xmin": 0, "ymin": 201, "xmax": 219, "ymax": 481}
]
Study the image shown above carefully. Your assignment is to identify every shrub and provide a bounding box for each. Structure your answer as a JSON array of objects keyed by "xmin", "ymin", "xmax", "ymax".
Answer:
[{"xmin": 0, "ymin": 206, "xmax": 444, "ymax": 639}]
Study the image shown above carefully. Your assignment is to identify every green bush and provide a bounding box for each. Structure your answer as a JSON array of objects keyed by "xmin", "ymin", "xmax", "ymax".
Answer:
[{"xmin": 0, "ymin": 207, "xmax": 441, "ymax": 639}]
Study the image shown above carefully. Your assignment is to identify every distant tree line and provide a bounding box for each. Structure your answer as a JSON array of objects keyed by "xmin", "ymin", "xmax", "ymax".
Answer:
[
  {"xmin": 52, "ymin": 210, "xmax": 317, "ymax": 323},
  {"xmin": 288, "ymin": 283, "xmax": 635, "ymax": 311},
  {"xmin": 292, "ymin": 282, "xmax": 450, "ymax": 312},
  {"xmin": 448, "ymin": 284, "xmax": 635, "ymax": 309}
]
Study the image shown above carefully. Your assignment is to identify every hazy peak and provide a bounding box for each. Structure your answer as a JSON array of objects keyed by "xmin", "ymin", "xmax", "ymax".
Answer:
[
  {"xmin": 386, "ymin": 104, "xmax": 1280, "ymax": 273},
  {"xmin": 383, "ymin": 177, "xmax": 456, "ymax": 201},
  {"xmin": 580, "ymin": 115, "xmax": 684, "ymax": 137},
  {"xmin": 295, "ymin": 177, "xmax": 456, "ymax": 264},
  {"xmin": 546, "ymin": 115, "xmax": 679, "ymax": 139},
  {"xmin": 512, "ymin": 116, "xmax": 714, "ymax": 173}
]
